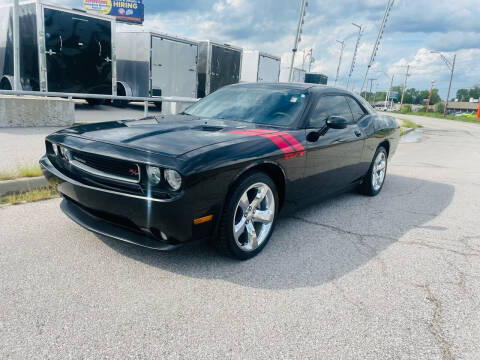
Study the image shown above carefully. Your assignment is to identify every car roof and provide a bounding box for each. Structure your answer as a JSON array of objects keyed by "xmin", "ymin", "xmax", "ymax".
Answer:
[{"xmin": 229, "ymin": 82, "xmax": 352, "ymax": 95}]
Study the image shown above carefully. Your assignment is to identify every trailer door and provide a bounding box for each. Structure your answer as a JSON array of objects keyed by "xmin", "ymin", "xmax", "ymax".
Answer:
[
  {"xmin": 209, "ymin": 46, "xmax": 241, "ymax": 94},
  {"xmin": 151, "ymin": 37, "xmax": 197, "ymax": 98},
  {"xmin": 44, "ymin": 8, "xmax": 112, "ymax": 94},
  {"xmin": 258, "ymin": 55, "xmax": 280, "ymax": 82}
]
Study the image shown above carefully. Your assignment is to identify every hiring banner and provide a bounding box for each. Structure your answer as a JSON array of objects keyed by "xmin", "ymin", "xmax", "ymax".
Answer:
[{"xmin": 83, "ymin": 0, "xmax": 144, "ymax": 24}]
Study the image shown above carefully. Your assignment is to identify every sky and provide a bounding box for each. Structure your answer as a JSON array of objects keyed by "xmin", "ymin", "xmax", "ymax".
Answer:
[{"xmin": 2, "ymin": 0, "xmax": 479, "ymax": 100}]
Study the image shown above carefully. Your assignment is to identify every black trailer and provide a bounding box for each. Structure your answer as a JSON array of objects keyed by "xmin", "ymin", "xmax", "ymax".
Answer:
[
  {"xmin": 0, "ymin": 1, "xmax": 116, "ymax": 102},
  {"xmin": 305, "ymin": 72, "xmax": 328, "ymax": 85},
  {"xmin": 197, "ymin": 41, "xmax": 242, "ymax": 98}
]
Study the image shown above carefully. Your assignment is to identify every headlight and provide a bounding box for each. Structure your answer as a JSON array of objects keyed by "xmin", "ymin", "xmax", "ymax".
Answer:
[
  {"xmin": 164, "ymin": 169, "xmax": 182, "ymax": 191},
  {"xmin": 59, "ymin": 146, "xmax": 72, "ymax": 161},
  {"xmin": 52, "ymin": 143, "xmax": 59, "ymax": 156},
  {"xmin": 146, "ymin": 165, "xmax": 162, "ymax": 185}
]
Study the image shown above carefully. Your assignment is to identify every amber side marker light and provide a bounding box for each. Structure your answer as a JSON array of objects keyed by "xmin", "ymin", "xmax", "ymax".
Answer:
[{"xmin": 193, "ymin": 215, "xmax": 213, "ymax": 225}]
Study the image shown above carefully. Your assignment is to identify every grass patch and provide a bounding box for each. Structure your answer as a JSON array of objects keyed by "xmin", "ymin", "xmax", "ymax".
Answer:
[
  {"xmin": 0, "ymin": 187, "xmax": 58, "ymax": 205},
  {"xmin": 0, "ymin": 170, "xmax": 16, "ymax": 181},
  {"xmin": 398, "ymin": 118, "xmax": 422, "ymax": 136},
  {"xmin": 401, "ymin": 119, "xmax": 421, "ymax": 129},
  {"xmin": 393, "ymin": 111, "xmax": 480, "ymax": 124},
  {"xmin": 0, "ymin": 164, "xmax": 43, "ymax": 181}
]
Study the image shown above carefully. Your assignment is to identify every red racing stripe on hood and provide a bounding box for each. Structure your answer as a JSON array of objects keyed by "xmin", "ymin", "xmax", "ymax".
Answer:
[{"xmin": 237, "ymin": 129, "xmax": 305, "ymax": 152}]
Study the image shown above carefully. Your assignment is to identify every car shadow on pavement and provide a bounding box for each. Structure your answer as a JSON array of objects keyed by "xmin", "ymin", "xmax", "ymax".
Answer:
[{"xmin": 98, "ymin": 174, "xmax": 454, "ymax": 290}]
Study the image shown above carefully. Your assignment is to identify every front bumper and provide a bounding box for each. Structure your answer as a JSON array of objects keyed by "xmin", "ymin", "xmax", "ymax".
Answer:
[{"xmin": 40, "ymin": 156, "xmax": 211, "ymax": 250}]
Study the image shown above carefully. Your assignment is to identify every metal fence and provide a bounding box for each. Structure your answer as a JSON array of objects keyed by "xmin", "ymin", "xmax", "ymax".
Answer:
[{"xmin": 0, "ymin": 90, "xmax": 198, "ymax": 117}]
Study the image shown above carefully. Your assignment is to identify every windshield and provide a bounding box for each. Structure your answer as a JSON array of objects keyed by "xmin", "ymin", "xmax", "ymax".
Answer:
[{"xmin": 184, "ymin": 86, "xmax": 309, "ymax": 126}]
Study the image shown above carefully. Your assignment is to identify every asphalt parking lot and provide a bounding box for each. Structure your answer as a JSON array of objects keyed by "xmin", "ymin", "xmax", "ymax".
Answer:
[{"xmin": 1, "ymin": 114, "xmax": 480, "ymax": 359}]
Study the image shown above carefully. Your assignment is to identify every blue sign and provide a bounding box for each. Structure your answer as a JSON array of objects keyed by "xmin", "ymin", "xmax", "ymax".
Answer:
[
  {"xmin": 83, "ymin": 0, "xmax": 144, "ymax": 24},
  {"xmin": 389, "ymin": 91, "xmax": 398, "ymax": 100}
]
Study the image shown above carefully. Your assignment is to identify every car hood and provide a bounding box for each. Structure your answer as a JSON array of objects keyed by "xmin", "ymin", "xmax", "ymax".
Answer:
[{"xmin": 57, "ymin": 115, "xmax": 278, "ymax": 157}]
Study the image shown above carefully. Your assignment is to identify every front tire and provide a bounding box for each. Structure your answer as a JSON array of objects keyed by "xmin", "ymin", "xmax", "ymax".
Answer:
[
  {"xmin": 215, "ymin": 172, "xmax": 278, "ymax": 260},
  {"xmin": 359, "ymin": 146, "xmax": 388, "ymax": 196}
]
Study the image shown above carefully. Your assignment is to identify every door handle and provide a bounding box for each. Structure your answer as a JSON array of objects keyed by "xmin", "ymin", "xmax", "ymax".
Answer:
[
  {"xmin": 354, "ymin": 130, "xmax": 362, "ymax": 137},
  {"xmin": 46, "ymin": 49, "xmax": 56, "ymax": 55},
  {"xmin": 104, "ymin": 57, "xmax": 112, "ymax": 63}
]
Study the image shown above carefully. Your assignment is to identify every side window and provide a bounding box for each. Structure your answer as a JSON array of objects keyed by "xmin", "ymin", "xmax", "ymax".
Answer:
[
  {"xmin": 346, "ymin": 97, "xmax": 367, "ymax": 122},
  {"xmin": 308, "ymin": 95, "xmax": 353, "ymax": 128}
]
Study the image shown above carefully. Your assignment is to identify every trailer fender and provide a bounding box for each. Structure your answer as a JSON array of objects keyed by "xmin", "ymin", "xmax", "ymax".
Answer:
[
  {"xmin": 0, "ymin": 75, "xmax": 14, "ymax": 90},
  {"xmin": 114, "ymin": 81, "xmax": 133, "ymax": 107}
]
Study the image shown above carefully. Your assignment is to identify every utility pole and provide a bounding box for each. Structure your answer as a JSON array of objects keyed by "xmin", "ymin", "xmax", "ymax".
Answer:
[
  {"xmin": 347, "ymin": 23, "xmax": 362, "ymax": 90},
  {"xmin": 13, "ymin": 0, "xmax": 21, "ymax": 90},
  {"xmin": 431, "ymin": 51, "xmax": 456, "ymax": 115},
  {"xmin": 425, "ymin": 80, "xmax": 435, "ymax": 113},
  {"xmin": 400, "ymin": 64, "xmax": 410, "ymax": 108},
  {"xmin": 368, "ymin": 78, "xmax": 376, "ymax": 104},
  {"xmin": 360, "ymin": 0, "xmax": 395, "ymax": 93},
  {"xmin": 308, "ymin": 53, "xmax": 315, "ymax": 72},
  {"xmin": 302, "ymin": 48, "xmax": 312, "ymax": 71},
  {"xmin": 289, "ymin": 0, "xmax": 308, "ymax": 82},
  {"xmin": 334, "ymin": 40, "xmax": 345, "ymax": 86},
  {"xmin": 385, "ymin": 73, "xmax": 394, "ymax": 109}
]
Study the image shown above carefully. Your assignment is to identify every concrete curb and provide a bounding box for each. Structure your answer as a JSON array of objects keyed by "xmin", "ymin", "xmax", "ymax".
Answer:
[
  {"xmin": 401, "ymin": 128, "xmax": 414, "ymax": 136},
  {"xmin": 0, "ymin": 176, "xmax": 49, "ymax": 196}
]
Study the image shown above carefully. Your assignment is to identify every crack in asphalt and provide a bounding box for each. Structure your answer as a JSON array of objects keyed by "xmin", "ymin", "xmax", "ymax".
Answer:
[
  {"xmin": 329, "ymin": 268, "xmax": 368, "ymax": 314},
  {"xmin": 400, "ymin": 241, "xmax": 480, "ymax": 258},
  {"xmin": 289, "ymin": 216, "xmax": 390, "ymax": 276},
  {"xmin": 415, "ymin": 284, "xmax": 453, "ymax": 360}
]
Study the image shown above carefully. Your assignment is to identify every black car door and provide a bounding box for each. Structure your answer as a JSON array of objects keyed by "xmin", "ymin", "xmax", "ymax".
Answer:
[{"xmin": 303, "ymin": 94, "xmax": 366, "ymax": 198}]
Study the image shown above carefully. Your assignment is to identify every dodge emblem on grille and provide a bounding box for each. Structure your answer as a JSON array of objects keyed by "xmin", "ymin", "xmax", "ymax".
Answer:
[{"xmin": 128, "ymin": 168, "xmax": 138, "ymax": 177}]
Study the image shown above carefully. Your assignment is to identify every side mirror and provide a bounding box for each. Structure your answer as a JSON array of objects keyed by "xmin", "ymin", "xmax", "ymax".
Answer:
[{"xmin": 326, "ymin": 116, "xmax": 348, "ymax": 129}]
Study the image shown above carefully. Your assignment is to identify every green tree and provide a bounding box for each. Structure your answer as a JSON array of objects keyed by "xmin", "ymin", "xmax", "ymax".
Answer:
[{"xmin": 455, "ymin": 87, "xmax": 480, "ymax": 101}]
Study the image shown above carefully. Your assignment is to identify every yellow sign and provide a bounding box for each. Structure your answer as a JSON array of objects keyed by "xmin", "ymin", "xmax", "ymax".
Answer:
[{"xmin": 83, "ymin": 0, "xmax": 112, "ymax": 15}]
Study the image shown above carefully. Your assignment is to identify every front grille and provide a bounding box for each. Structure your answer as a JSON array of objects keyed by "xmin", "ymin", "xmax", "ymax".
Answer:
[{"xmin": 70, "ymin": 150, "xmax": 140, "ymax": 184}]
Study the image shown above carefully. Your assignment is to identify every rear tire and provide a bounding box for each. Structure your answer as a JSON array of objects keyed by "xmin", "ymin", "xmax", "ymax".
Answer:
[
  {"xmin": 215, "ymin": 172, "xmax": 278, "ymax": 260},
  {"xmin": 359, "ymin": 146, "xmax": 388, "ymax": 196}
]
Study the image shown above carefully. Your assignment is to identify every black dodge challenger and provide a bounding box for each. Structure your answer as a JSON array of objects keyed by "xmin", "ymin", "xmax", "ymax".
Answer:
[{"xmin": 40, "ymin": 83, "xmax": 399, "ymax": 259}]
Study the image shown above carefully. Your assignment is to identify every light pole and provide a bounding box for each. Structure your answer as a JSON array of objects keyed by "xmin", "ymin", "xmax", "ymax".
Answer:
[
  {"xmin": 400, "ymin": 64, "xmax": 410, "ymax": 108},
  {"xmin": 289, "ymin": 0, "xmax": 308, "ymax": 82},
  {"xmin": 334, "ymin": 40, "xmax": 345, "ymax": 87},
  {"xmin": 368, "ymin": 78, "xmax": 377, "ymax": 104},
  {"xmin": 425, "ymin": 80, "xmax": 435, "ymax": 113},
  {"xmin": 346, "ymin": 23, "xmax": 362, "ymax": 90},
  {"xmin": 302, "ymin": 48, "xmax": 312, "ymax": 71},
  {"xmin": 360, "ymin": 0, "xmax": 395, "ymax": 93},
  {"xmin": 376, "ymin": 71, "xmax": 394, "ymax": 110},
  {"xmin": 431, "ymin": 51, "xmax": 456, "ymax": 115}
]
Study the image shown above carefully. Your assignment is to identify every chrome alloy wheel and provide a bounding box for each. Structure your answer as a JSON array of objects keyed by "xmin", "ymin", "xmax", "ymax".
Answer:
[
  {"xmin": 233, "ymin": 182, "xmax": 275, "ymax": 251},
  {"xmin": 372, "ymin": 151, "xmax": 387, "ymax": 191}
]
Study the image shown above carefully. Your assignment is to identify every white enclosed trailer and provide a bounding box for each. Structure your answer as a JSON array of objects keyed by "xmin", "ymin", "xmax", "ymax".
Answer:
[
  {"xmin": 116, "ymin": 31, "xmax": 198, "ymax": 102},
  {"xmin": 279, "ymin": 66, "xmax": 306, "ymax": 83},
  {"xmin": 240, "ymin": 50, "xmax": 280, "ymax": 82}
]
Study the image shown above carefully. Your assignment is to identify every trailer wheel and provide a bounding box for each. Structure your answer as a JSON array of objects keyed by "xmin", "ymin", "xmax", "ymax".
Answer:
[
  {"xmin": 86, "ymin": 98, "xmax": 104, "ymax": 106},
  {"xmin": 0, "ymin": 76, "xmax": 13, "ymax": 90}
]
